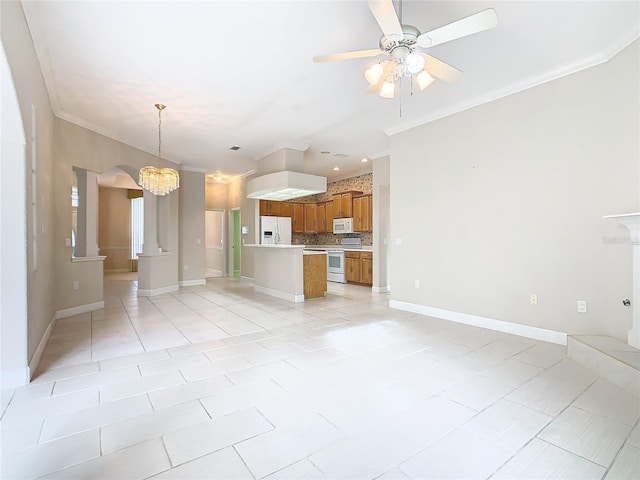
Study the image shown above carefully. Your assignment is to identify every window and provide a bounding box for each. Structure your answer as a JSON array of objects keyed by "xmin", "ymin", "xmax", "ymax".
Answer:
[{"xmin": 130, "ymin": 196, "xmax": 144, "ymax": 259}]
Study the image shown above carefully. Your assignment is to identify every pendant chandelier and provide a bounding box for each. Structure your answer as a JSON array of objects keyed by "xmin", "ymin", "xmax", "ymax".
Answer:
[{"xmin": 139, "ymin": 103, "xmax": 180, "ymax": 196}]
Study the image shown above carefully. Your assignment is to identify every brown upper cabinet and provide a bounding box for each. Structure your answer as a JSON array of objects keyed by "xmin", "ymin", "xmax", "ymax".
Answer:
[
  {"xmin": 333, "ymin": 191, "xmax": 362, "ymax": 218},
  {"xmin": 281, "ymin": 201, "xmax": 294, "ymax": 219},
  {"xmin": 353, "ymin": 194, "xmax": 372, "ymax": 232},
  {"xmin": 316, "ymin": 200, "xmax": 335, "ymax": 233},
  {"xmin": 304, "ymin": 203, "xmax": 317, "ymax": 233},
  {"xmin": 292, "ymin": 203, "xmax": 304, "ymax": 233},
  {"xmin": 259, "ymin": 200, "xmax": 282, "ymax": 216},
  {"xmin": 316, "ymin": 202, "xmax": 327, "ymax": 233}
]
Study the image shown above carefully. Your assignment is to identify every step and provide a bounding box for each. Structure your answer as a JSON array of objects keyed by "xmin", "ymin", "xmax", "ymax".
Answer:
[{"xmin": 568, "ymin": 335, "xmax": 640, "ymax": 397}]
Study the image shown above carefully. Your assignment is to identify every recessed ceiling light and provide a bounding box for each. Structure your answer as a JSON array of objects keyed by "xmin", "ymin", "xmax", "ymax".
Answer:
[
  {"xmin": 229, "ymin": 146, "xmax": 241, "ymax": 151},
  {"xmin": 333, "ymin": 166, "xmax": 340, "ymax": 171},
  {"xmin": 321, "ymin": 151, "xmax": 330, "ymax": 155},
  {"xmin": 361, "ymin": 157, "xmax": 369, "ymax": 163}
]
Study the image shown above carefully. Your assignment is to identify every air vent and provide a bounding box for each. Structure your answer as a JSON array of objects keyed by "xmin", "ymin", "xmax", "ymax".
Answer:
[
  {"xmin": 229, "ymin": 146, "xmax": 241, "ymax": 151},
  {"xmin": 332, "ymin": 153, "xmax": 348, "ymax": 158}
]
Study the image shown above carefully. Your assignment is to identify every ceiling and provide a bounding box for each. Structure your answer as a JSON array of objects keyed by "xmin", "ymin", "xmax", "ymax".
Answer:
[{"xmin": 22, "ymin": 1, "xmax": 639, "ymax": 183}]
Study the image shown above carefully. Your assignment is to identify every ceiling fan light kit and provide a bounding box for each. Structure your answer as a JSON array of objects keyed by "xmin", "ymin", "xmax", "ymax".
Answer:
[
  {"xmin": 313, "ymin": 0, "xmax": 498, "ymax": 99},
  {"xmin": 364, "ymin": 63, "xmax": 384, "ymax": 85}
]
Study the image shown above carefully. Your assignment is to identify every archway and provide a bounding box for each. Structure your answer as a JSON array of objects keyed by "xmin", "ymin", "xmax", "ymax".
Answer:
[{"xmin": 1, "ymin": 43, "xmax": 28, "ymax": 388}]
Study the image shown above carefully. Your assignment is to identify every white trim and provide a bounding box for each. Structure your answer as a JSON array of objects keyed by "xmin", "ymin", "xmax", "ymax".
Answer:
[
  {"xmin": 254, "ymin": 285, "xmax": 304, "ymax": 303},
  {"xmin": 56, "ymin": 301, "xmax": 105, "ymax": 319},
  {"xmin": 179, "ymin": 279, "xmax": 206, "ymax": 287},
  {"xmin": 1, "ymin": 367, "xmax": 30, "ymax": 389},
  {"xmin": 28, "ymin": 313, "xmax": 57, "ymax": 379},
  {"xmin": 240, "ymin": 276, "xmax": 254, "ymax": 283},
  {"xmin": 254, "ymin": 143, "xmax": 309, "ymax": 161},
  {"xmin": 71, "ymin": 255, "xmax": 106, "ymax": 263},
  {"xmin": 137, "ymin": 284, "xmax": 179, "ymax": 297},
  {"xmin": 180, "ymin": 166, "xmax": 207, "ymax": 174},
  {"xmin": 389, "ymin": 300, "xmax": 567, "ymax": 346},
  {"xmin": 372, "ymin": 285, "xmax": 390, "ymax": 293}
]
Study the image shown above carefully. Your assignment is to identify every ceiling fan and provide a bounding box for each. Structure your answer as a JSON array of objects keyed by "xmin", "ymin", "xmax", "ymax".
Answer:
[{"xmin": 313, "ymin": 0, "xmax": 498, "ymax": 98}]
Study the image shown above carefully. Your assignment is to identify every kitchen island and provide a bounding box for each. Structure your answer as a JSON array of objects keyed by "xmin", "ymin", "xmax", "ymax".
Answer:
[{"xmin": 245, "ymin": 245, "xmax": 327, "ymax": 302}]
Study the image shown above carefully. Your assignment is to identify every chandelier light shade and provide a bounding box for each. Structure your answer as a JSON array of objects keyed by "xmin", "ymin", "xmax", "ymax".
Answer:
[{"xmin": 139, "ymin": 103, "xmax": 180, "ymax": 196}]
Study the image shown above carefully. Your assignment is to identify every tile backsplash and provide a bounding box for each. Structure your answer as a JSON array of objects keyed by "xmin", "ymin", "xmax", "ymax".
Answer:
[
  {"xmin": 292, "ymin": 173, "xmax": 373, "ymax": 246},
  {"xmin": 294, "ymin": 232, "xmax": 372, "ymax": 246}
]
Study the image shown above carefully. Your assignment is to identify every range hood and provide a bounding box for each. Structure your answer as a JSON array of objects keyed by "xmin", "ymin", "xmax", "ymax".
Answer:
[{"xmin": 246, "ymin": 171, "xmax": 327, "ymax": 201}]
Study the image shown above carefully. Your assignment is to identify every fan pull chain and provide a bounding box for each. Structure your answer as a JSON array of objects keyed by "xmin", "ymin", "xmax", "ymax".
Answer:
[{"xmin": 399, "ymin": 77, "xmax": 403, "ymax": 118}]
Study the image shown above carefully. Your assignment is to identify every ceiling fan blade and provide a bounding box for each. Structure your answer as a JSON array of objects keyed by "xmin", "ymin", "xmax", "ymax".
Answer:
[
  {"xmin": 366, "ymin": 60, "xmax": 397, "ymax": 94},
  {"xmin": 417, "ymin": 8, "xmax": 498, "ymax": 48},
  {"xmin": 422, "ymin": 54, "xmax": 463, "ymax": 82},
  {"xmin": 313, "ymin": 49, "xmax": 383, "ymax": 63},
  {"xmin": 367, "ymin": 0, "xmax": 404, "ymax": 40}
]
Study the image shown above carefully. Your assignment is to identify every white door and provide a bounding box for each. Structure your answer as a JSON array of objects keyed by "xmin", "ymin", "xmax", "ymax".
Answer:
[{"xmin": 205, "ymin": 210, "xmax": 224, "ymax": 278}]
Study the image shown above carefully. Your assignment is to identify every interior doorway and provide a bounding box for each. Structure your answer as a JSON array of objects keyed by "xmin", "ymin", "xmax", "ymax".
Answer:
[
  {"xmin": 229, "ymin": 208, "xmax": 241, "ymax": 278},
  {"xmin": 205, "ymin": 209, "xmax": 225, "ymax": 278}
]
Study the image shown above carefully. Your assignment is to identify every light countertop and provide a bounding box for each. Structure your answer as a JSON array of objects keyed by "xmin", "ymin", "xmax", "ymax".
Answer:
[
  {"xmin": 303, "ymin": 245, "xmax": 374, "ymax": 252},
  {"xmin": 244, "ymin": 244, "xmax": 306, "ymax": 249}
]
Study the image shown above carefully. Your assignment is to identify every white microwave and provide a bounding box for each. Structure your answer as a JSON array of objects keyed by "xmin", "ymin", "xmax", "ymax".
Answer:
[{"xmin": 333, "ymin": 217, "xmax": 354, "ymax": 234}]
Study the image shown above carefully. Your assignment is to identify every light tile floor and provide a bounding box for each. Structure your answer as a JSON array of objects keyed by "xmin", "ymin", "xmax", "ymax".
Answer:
[{"xmin": 1, "ymin": 275, "xmax": 639, "ymax": 479}]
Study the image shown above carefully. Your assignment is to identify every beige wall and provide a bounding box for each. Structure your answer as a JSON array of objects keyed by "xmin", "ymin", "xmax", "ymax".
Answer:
[
  {"xmin": 54, "ymin": 119, "xmax": 179, "ymax": 310},
  {"xmin": 179, "ymin": 171, "xmax": 206, "ymax": 283},
  {"xmin": 1, "ymin": 1, "xmax": 56, "ymax": 368},
  {"xmin": 390, "ymin": 40, "xmax": 640, "ymax": 341},
  {"xmin": 373, "ymin": 156, "xmax": 390, "ymax": 292},
  {"xmin": 205, "ymin": 182, "xmax": 229, "ymax": 210},
  {"xmin": 98, "ymin": 187, "xmax": 131, "ymax": 271}
]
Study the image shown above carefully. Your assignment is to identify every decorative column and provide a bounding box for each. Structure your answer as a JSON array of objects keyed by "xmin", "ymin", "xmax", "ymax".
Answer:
[
  {"xmin": 604, "ymin": 213, "xmax": 640, "ymax": 349},
  {"xmin": 74, "ymin": 167, "xmax": 99, "ymax": 257},
  {"xmin": 142, "ymin": 190, "xmax": 159, "ymax": 253}
]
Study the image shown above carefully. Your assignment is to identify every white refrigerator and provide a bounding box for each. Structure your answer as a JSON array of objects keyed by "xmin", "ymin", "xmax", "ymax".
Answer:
[{"xmin": 260, "ymin": 216, "xmax": 292, "ymax": 245}]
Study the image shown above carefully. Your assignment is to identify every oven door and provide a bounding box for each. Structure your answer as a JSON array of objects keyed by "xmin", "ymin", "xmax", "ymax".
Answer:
[
  {"xmin": 326, "ymin": 251, "xmax": 346, "ymax": 283},
  {"xmin": 327, "ymin": 251, "xmax": 344, "ymax": 274}
]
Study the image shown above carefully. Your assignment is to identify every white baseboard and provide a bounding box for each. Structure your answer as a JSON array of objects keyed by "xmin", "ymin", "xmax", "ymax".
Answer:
[
  {"xmin": 240, "ymin": 276, "xmax": 254, "ymax": 283},
  {"xmin": 254, "ymin": 285, "xmax": 304, "ymax": 303},
  {"xmin": 389, "ymin": 300, "xmax": 567, "ymax": 346},
  {"xmin": 55, "ymin": 301, "xmax": 105, "ymax": 320},
  {"xmin": 104, "ymin": 268, "xmax": 130, "ymax": 273},
  {"xmin": 179, "ymin": 279, "xmax": 206, "ymax": 287},
  {"xmin": 372, "ymin": 285, "xmax": 390, "ymax": 293},
  {"xmin": 1, "ymin": 367, "xmax": 30, "ymax": 389},
  {"xmin": 27, "ymin": 313, "xmax": 57, "ymax": 380},
  {"xmin": 137, "ymin": 284, "xmax": 179, "ymax": 297}
]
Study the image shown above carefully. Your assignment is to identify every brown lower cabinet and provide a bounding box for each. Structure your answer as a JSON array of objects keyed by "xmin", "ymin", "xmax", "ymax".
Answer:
[
  {"xmin": 360, "ymin": 252, "xmax": 373, "ymax": 285},
  {"xmin": 345, "ymin": 251, "xmax": 372, "ymax": 286},
  {"xmin": 303, "ymin": 254, "xmax": 327, "ymax": 299}
]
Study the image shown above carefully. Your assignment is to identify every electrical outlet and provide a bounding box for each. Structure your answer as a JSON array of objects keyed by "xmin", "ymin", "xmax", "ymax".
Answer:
[
  {"xmin": 414, "ymin": 279, "xmax": 420, "ymax": 288},
  {"xmin": 530, "ymin": 294, "xmax": 538, "ymax": 305},
  {"xmin": 577, "ymin": 301, "xmax": 587, "ymax": 313},
  {"xmin": 184, "ymin": 265, "xmax": 189, "ymax": 271},
  {"xmin": 73, "ymin": 281, "xmax": 79, "ymax": 290}
]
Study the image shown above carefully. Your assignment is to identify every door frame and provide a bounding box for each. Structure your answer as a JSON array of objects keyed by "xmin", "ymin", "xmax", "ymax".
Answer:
[
  {"xmin": 229, "ymin": 208, "xmax": 241, "ymax": 278},
  {"xmin": 205, "ymin": 208, "xmax": 226, "ymax": 277}
]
